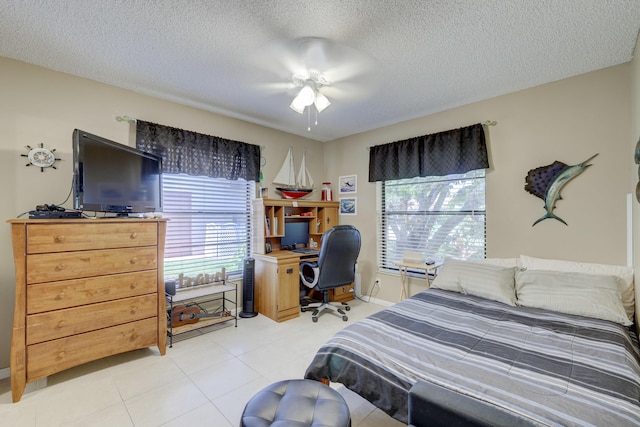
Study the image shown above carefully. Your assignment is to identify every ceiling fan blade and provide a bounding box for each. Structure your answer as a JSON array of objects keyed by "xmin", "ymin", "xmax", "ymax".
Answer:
[
  {"xmin": 322, "ymin": 83, "xmax": 374, "ymax": 101},
  {"xmin": 298, "ymin": 37, "xmax": 330, "ymax": 71},
  {"xmin": 322, "ymin": 59, "xmax": 375, "ymax": 84},
  {"xmin": 254, "ymin": 81, "xmax": 295, "ymax": 94},
  {"xmin": 252, "ymin": 40, "xmax": 307, "ymax": 78}
]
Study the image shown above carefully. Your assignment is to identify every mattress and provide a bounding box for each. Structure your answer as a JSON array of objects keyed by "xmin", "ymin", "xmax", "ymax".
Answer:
[{"xmin": 304, "ymin": 288, "xmax": 640, "ymax": 426}]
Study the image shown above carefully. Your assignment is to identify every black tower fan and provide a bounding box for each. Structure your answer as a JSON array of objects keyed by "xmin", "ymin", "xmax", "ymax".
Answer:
[{"xmin": 240, "ymin": 257, "xmax": 258, "ymax": 318}]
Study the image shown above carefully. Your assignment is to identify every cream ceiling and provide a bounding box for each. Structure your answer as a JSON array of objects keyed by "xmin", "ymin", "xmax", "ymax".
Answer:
[{"xmin": 2, "ymin": 1, "xmax": 640, "ymax": 142}]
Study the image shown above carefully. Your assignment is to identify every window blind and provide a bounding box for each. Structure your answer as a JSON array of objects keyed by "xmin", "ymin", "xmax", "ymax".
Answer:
[
  {"xmin": 377, "ymin": 169, "xmax": 486, "ymax": 275},
  {"xmin": 162, "ymin": 173, "xmax": 254, "ymax": 281}
]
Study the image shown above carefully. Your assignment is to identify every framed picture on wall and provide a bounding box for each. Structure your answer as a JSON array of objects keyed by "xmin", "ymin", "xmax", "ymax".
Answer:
[
  {"xmin": 339, "ymin": 175, "xmax": 357, "ymax": 194},
  {"xmin": 340, "ymin": 197, "xmax": 357, "ymax": 215}
]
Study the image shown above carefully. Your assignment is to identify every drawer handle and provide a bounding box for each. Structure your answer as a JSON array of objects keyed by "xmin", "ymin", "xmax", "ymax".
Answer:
[
  {"xmin": 130, "ymin": 232, "xmax": 138, "ymax": 239},
  {"xmin": 55, "ymin": 263, "xmax": 65, "ymax": 271},
  {"xmin": 56, "ymin": 320, "xmax": 66, "ymax": 329},
  {"xmin": 131, "ymin": 332, "xmax": 139, "ymax": 340},
  {"xmin": 54, "ymin": 291, "xmax": 65, "ymax": 300},
  {"xmin": 57, "ymin": 351, "xmax": 66, "ymax": 359},
  {"xmin": 54, "ymin": 235, "xmax": 65, "ymax": 243},
  {"xmin": 130, "ymin": 282, "xmax": 138, "ymax": 289},
  {"xmin": 130, "ymin": 306, "xmax": 138, "ymax": 314},
  {"xmin": 129, "ymin": 257, "xmax": 138, "ymax": 265},
  {"xmin": 286, "ymin": 268, "xmax": 293, "ymax": 274}
]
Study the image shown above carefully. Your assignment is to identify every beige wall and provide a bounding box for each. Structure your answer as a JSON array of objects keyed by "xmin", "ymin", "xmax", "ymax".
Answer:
[
  {"xmin": 0, "ymin": 57, "xmax": 322, "ymax": 369},
  {"xmin": 0, "ymin": 56, "xmax": 635, "ymax": 370},
  {"xmin": 325, "ymin": 65, "xmax": 632, "ymax": 303}
]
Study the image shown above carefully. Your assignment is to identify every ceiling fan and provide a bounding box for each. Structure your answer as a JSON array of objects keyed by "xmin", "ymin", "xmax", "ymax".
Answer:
[
  {"xmin": 289, "ymin": 71, "xmax": 331, "ymax": 114},
  {"xmin": 254, "ymin": 37, "xmax": 376, "ymax": 128}
]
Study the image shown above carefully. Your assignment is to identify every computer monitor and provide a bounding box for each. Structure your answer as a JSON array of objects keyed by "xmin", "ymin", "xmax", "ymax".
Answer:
[{"xmin": 281, "ymin": 222, "xmax": 309, "ymax": 248}]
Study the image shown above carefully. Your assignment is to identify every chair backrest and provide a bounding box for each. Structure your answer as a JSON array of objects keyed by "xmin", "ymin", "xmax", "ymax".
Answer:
[{"xmin": 315, "ymin": 225, "xmax": 361, "ymax": 291}]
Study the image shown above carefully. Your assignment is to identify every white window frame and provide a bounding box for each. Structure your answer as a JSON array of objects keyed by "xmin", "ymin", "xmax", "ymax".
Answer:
[
  {"xmin": 377, "ymin": 170, "xmax": 486, "ymax": 276},
  {"xmin": 162, "ymin": 173, "xmax": 255, "ymax": 282}
]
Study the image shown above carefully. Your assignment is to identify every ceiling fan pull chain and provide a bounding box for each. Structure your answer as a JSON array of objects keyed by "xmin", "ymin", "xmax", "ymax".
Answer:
[
  {"xmin": 314, "ymin": 107, "xmax": 318, "ymax": 126},
  {"xmin": 307, "ymin": 107, "xmax": 311, "ymax": 131}
]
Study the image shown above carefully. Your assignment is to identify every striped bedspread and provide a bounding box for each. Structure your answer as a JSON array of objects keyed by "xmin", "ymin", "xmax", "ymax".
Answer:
[{"xmin": 304, "ymin": 289, "xmax": 640, "ymax": 426}]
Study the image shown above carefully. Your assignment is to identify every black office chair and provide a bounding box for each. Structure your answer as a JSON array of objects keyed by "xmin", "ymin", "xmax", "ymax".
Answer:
[{"xmin": 300, "ymin": 225, "xmax": 361, "ymax": 322}]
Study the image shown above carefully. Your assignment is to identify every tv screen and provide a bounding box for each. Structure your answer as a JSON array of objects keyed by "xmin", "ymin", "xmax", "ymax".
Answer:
[{"xmin": 73, "ymin": 129, "xmax": 162, "ymax": 214}]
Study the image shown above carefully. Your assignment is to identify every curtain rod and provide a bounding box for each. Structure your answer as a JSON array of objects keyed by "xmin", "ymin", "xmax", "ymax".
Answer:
[
  {"xmin": 115, "ymin": 115, "xmax": 136, "ymax": 123},
  {"xmin": 115, "ymin": 115, "xmax": 496, "ymax": 132}
]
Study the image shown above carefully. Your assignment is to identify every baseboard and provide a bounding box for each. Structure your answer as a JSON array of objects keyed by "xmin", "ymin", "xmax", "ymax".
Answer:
[
  {"xmin": 0, "ymin": 367, "xmax": 9, "ymax": 380},
  {"xmin": 367, "ymin": 296, "xmax": 395, "ymax": 307}
]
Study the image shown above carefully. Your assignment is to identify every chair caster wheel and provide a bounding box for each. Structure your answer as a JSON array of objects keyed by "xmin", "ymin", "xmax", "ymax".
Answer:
[
  {"xmin": 312, "ymin": 317, "xmax": 318, "ymax": 323},
  {"xmin": 301, "ymin": 307, "xmax": 306, "ymax": 312},
  {"xmin": 345, "ymin": 306, "xmax": 350, "ymax": 311},
  {"xmin": 342, "ymin": 316, "xmax": 348, "ymax": 321}
]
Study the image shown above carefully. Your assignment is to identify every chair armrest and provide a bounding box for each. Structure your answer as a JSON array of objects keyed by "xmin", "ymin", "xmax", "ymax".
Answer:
[{"xmin": 408, "ymin": 380, "xmax": 537, "ymax": 427}]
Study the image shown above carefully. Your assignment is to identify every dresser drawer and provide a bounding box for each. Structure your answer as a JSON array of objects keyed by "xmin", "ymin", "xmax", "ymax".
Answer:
[
  {"xmin": 27, "ymin": 222, "xmax": 157, "ymax": 254},
  {"xmin": 27, "ymin": 270, "xmax": 158, "ymax": 314},
  {"xmin": 26, "ymin": 246, "xmax": 157, "ymax": 284},
  {"xmin": 27, "ymin": 294, "xmax": 158, "ymax": 345},
  {"xmin": 27, "ymin": 318, "xmax": 158, "ymax": 381}
]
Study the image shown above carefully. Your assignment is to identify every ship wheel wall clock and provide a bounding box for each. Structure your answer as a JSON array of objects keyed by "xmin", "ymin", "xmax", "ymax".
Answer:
[{"xmin": 21, "ymin": 143, "xmax": 60, "ymax": 172}]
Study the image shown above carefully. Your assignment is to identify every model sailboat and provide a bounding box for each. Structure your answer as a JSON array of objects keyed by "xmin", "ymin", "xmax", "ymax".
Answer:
[{"xmin": 273, "ymin": 147, "xmax": 314, "ymax": 199}]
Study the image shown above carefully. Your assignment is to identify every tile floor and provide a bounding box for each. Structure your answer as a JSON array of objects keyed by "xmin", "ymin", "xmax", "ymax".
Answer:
[{"xmin": 0, "ymin": 299, "xmax": 406, "ymax": 426}]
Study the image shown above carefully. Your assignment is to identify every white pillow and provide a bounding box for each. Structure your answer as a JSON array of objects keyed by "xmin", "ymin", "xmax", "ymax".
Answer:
[
  {"xmin": 473, "ymin": 258, "xmax": 520, "ymax": 269},
  {"xmin": 431, "ymin": 259, "xmax": 517, "ymax": 305},
  {"xmin": 515, "ymin": 269, "xmax": 630, "ymax": 326},
  {"xmin": 519, "ymin": 255, "xmax": 635, "ymax": 322}
]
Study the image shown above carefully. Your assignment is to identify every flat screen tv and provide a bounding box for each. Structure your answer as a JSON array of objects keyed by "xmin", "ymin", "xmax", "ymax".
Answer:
[{"xmin": 73, "ymin": 129, "xmax": 162, "ymax": 215}]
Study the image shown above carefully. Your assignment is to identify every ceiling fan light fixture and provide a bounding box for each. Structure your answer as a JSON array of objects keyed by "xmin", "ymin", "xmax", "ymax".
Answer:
[
  {"xmin": 290, "ymin": 84, "xmax": 316, "ymax": 114},
  {"xmin": 290, "ymin": 97, "xmax": 306, "ymax": 114},
  {"xmin": 289, "ymin": 84, "xmax": 316, "ymax": 114},
  {"xmin": 314, "ymin": 92, "xmax": 330, "ymax": 112},
  {"xmin": 298, "ymin": 84, "xmax": 315, "ymax": 106},
  {"xmin": 289, "ymin": 74, "xmax": 331, "ymax": 121}
]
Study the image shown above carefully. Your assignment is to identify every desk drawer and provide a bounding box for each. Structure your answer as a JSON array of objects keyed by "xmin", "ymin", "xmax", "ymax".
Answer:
[
  {"xmin": 27, "ymin": 222, "xmax": 157, "ymax": 253},
  {"xmin": 330, "ymin": 283, "xmax": 354, "ymax": 302},
  {"xmin": 27, "ymin": 317, "xmax": 158, "ymax": 381},
  {"xmin": 27, "ymin": 270, "xmax": 158, "ymax": 314},
  {"xmin": 26, "ymin": 247, "xmax": 157, "ymax": 284},
  {"xmin": 27, "ymin": 294, "xmax": 158, "ymax": 344}
]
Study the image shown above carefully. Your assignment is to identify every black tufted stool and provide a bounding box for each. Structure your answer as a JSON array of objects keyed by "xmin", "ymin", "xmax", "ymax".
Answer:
[{"xmin": 240, "ymin": 379, "xmax": 351, "ymax": 427}]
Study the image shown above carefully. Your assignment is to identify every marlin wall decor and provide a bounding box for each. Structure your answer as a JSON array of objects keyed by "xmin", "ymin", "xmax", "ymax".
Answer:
[{"xmin": 524, "ymin": 154, "xmax": 598, "ymax": 226}]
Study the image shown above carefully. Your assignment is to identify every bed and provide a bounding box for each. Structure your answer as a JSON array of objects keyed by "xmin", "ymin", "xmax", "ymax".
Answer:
[{"xmin": 304, "ymin": 256, "xmax": 640, "ymax": 426}]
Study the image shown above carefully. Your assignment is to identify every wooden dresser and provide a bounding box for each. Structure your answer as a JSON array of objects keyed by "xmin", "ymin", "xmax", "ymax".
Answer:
[{"xmin": 7, "ymin": 218, "xmax": 167, "ymax": 402}]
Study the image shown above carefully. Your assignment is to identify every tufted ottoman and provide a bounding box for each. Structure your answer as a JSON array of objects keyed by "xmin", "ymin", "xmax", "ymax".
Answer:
[{"xmin": 240, "ymin": 379, "xmax": 351, "ymax": 427}]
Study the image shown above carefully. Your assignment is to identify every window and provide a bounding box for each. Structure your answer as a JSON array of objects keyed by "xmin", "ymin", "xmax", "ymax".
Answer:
[
  {"xmin": 377, "ymin": 169, "xmax": 485, "ymax": 273},
  {"xmin": 162, "ymin": 173, "xmax": 254, "ymax": 281}
]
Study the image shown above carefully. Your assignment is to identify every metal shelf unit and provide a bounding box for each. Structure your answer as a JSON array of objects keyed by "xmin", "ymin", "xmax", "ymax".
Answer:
[{"xmin": 166, "ymin": 281, "xmax": 237, "ymax": 347}]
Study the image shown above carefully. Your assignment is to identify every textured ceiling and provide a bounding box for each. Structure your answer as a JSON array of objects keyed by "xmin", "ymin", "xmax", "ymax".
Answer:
[{"xmin": 2, "ymin": 1, "xmax": 640, "ymax": 142}]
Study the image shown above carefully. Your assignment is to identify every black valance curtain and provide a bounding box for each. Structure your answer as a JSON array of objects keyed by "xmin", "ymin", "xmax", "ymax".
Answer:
[
  {"xmin": 136, "ymin": 120, "xmax": 261, "ymax": 181},
  {"xmin": 368, "ymin": 123, "xmax": 488, "ymax": 182}
]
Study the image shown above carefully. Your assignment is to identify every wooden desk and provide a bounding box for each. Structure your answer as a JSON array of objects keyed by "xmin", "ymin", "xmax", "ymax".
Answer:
[
  {"xmin": 253, "ymin": 251, "xmax": 302, "ymax": 322},
  {"xmin": 393, "ymin": 260, "xmax": 439, "ymax": 300},
  {"xmin": 253, "ymin": 250, "xmax": 354, "ymax": 322}
]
